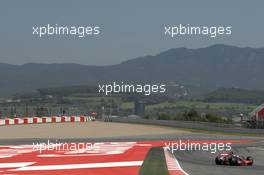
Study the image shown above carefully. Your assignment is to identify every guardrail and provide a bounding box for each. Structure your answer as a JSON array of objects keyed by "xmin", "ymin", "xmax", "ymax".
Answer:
[
  {"xmin": 0, "ymin": 116, "xmax": 95, "ymax": 126},
  {"xmin": 111, "ymin": 117, "xmax": 264, "ymax": 134}
]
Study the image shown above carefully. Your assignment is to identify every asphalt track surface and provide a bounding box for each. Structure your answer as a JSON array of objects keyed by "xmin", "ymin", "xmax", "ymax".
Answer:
[
  {"xmin": 0, "ymin": 122, "xmax": 263, "ymax": 175},
  {"xmin": 174, "ymin": 141, "xmax": 264, "ymax": 175}
]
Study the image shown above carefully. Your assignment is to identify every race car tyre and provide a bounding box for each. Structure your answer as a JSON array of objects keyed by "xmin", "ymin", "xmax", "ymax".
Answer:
[
  {"xmin": 230, "ymin": 157, "xmax": 237, "ymax": 166},
  {"xmin": 215, "ymin": 157, "xmax": 221, "ymax": 165},
  {"xmin": 246, "ymin": 156, "xmax": 253, "ymax": 165}
]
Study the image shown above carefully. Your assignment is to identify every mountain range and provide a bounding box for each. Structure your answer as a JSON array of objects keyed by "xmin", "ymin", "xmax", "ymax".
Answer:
[{"xmin": 1, "ymin": 44, "xmax": 264, "ymax": 95}]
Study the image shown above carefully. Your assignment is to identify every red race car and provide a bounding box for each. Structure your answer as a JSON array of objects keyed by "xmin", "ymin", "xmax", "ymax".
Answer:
[{"xmin": 215, "ymin": 152, "xmax": 253, "ymax": 166}]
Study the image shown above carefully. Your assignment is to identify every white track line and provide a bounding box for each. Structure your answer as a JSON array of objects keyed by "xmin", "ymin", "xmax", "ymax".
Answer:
[
  {"xmin": 10, "ymin": 161, "xmax": 143, "ymax": 171},
  {"xmin": 0, "ymin": 162, "xmax": 35, "ymax": 168}
]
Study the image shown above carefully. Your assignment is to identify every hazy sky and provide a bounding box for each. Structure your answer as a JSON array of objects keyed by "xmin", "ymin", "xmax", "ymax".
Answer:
[{"xmin": 0, "ymin": 0, "xmax": 264, "ymax": 65}]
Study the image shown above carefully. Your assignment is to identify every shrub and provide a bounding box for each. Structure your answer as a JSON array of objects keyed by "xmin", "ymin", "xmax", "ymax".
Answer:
[
  {"xmin": 183, "ymin": 109, "xmax": 200, "ymax": 121},
  {"xmin": 205, "ymin": 113, "xmax": 232, "ymax": 123},
  {"xmin": 158, "ymin": 113, "xmax": 171, "ymax": 120}
]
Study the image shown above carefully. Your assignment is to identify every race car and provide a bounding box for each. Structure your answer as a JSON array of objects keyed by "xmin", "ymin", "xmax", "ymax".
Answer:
[{"xmin": 215, "ymin": 152, "xmax": 253, "ymax": 166}]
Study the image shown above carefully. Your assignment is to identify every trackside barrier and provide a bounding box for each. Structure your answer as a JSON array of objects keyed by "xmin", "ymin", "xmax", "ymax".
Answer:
[
  {"xmin": 0, "ymin": 115, "xmax": 95, "ymax": 126},
  {"xmin": 23, "ymin": 118, "xmax": 28, "ymax": 124},
  {"xmin": 0, "ymin": 119, "xmax": 4, "ymax": 125},
  {"xmin": 33, "ymin": 117, "xmax": 40, "ymax": 124},
  {"xmin": 5, "ymin": 119, "xmax": 10, "ymax": 125},
  {"xmin": 42, "ymin": 117, "xmax": 46, "ymax": 123},
  {"xmin": 61, "ymin": 116, "xmax": 66, "ymax": 122},
  {"xmin": 70, "ymin": 116, "xmax": 75, "ymax": 122},
  {"xmin": 51, "ymin": 116, "xmax": 57, "ymax": 123},
  {"xmin": 14, "ymin": 118, "xmax": 19, "ymax": 125},
  {"xmin": 14, "ymin": 118, "xmax": 23, "ymax": 125}
]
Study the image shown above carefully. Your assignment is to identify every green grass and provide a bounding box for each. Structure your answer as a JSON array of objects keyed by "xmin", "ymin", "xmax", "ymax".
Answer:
[
  {"xmin": 119, "ymin": 100, "xmax": 257, "ymax": 111},
  {"xmin": 120, "ymin": 102, "xmax": 134, "ymax": 109},
  {"xmin": 145, "ymin": 100, "xmax": 257, "ymax": 111},
  {"xmin": 175, "ymin": 127, "xmax": 264, "ymax": 137},
  {"xmin": 62, "ymin": 96, "xmax": 256, "ymax": 112},
  {"xmin": 139, "ymin": 147, "xmax": 168, "ymax": 175},
  {"xmin": 64, "ymin": 96, "xmax": 121, "ymax": 101}
]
